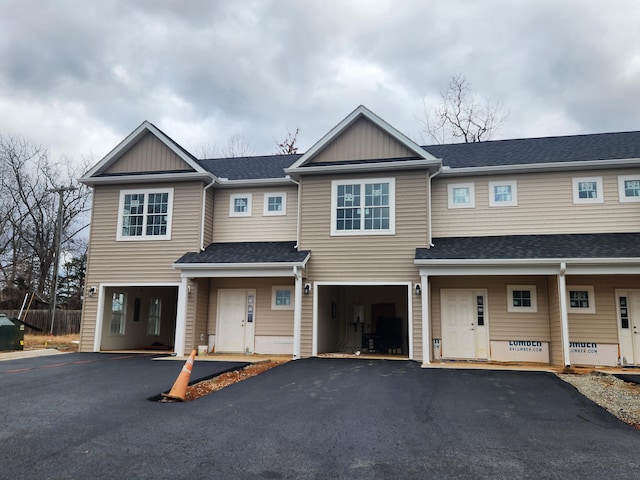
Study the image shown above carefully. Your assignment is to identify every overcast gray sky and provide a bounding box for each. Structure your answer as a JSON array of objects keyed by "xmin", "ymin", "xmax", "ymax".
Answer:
[{"xmin": 1, "ymin": 0, "xmax": 639, "ymax": 163}]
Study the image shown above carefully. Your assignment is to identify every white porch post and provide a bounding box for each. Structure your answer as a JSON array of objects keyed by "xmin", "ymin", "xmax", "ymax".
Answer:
[
  {"xmin": 293, "ymin": 268, "xmax": 303, "ymax": 360},
  {"xmin": 92, "ymin": 285, "xmax": 105, "ymax": 352},
  {"xmin": 174, "ymin": 277, "xmax": 188, "ymax": 357},
  {"xmin": 558, "ymin": 263, "xmax": 571, "ymax": 367},
  {"xmin": 420, "ymin": 273, "xmax": 431, "ymax": 366}
]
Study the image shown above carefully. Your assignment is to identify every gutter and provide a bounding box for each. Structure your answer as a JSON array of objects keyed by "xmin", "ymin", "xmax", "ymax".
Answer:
[{"xmin": 285, "ymin": 158, "xmax": 440, "ymax": 176}]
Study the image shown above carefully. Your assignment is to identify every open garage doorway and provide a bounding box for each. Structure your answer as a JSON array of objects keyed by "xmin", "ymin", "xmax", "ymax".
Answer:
[{"xmin": 315, "ymin": 284, "xmax": 410, "ymax": 358}]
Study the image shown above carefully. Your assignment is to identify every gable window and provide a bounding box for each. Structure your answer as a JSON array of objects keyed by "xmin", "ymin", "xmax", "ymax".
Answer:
[
  {"xmin": 147, "ymin": 298, "xmax": 162, "ymax": 336},
  {"xmin": 567, "ymin": 286, "xmax": 596, "ymax": 314},
  {"xmin": 507, "ymin": 285, "xmax": 537, "ymax": 313},
  {"xmin": 229, "ymin": 193, "xmax": 252, "ymax": 217},
  {"xmin": 618, "ymin": 175, "xmax": 640, "ymax": 202},
  {"xmin": 263, "ymin": 192, "xmax": 287, "ymax": 216},
  {"xmin": 489, "ymin": 180, "xmax": 518, "ymax": 207},
  {"xmin": 572, "ymin": 177, "xmax": 604, "ymax": 204},
  {"xmin": 272, "ymin": 286, "xmax": 294, "ymax": 310},
  {"xmin": 117, "ymin": 189, "xmax": 174, "ymax": 240},
  {"xmin": 331, "ymin": 178, "xmax": 395, "ymax": 235},
  {"xmin": 110, "ymin": 292, "xmax": 126, "ymax": 336},
  {"xmin": 447, "ymin": 183, "xmax": 475, "ymax": 209}
]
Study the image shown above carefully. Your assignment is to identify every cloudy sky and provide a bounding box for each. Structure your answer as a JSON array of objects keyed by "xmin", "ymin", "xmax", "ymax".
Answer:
[{"xmin": 1, "ymin": 0, "xmax": 639, "ymax": 164}]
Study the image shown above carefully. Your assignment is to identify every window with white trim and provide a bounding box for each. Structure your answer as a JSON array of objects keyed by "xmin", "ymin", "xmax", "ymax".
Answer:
[
  {"xmin": 147, "ymin": 298, "xmax": 161, "ymax": 336},
  {"xmin": 263, "ymin": 192, "xmax": 287, "ymax": 216},
  {"xmin": 489, "ymin": 180, "xmax": 518, "ymax": 207},
  {"xmin": 618, "ymin": 175, "xmax": 640, "ymax": 202},
  {"xmin": 507, "ymin": 285, "xmax": 537, "ymax": 313},
  {"xmin": 447, "ymin": 183, "xmax": 475, "ymax": 209},
  {"xmin": 110, "ymin": 292, "xmax": 126, "ymax": 336},
  {"xmin": 272, "ymin": 286, "xmax": 294, "ymax": 310},
  {"xmin": 567, "ymin": 286, "xmax": 596, "ymax": 314},
  {"xmin": 117, "ymin": 189, "xmax": 173, "ymax": 240},
  {"xmin": 331, "ymin": 178, "xmax": 395, "ymax": 235},
  {"xmin": 572, "ymin": 177, "xmax": 604, "ymax": 204},
  {"xmin": 229, "ymin": 193, "xmax": 252, "ymax": 217}
]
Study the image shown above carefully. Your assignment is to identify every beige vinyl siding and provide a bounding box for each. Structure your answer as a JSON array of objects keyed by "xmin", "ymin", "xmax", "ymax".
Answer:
[
  {"xmin": 207, "ymin": 278, "xmax": 295, "ymax": 336},
  {"xmin": 301, "ymin": 294, "xmax": 313, "ymax": 357},
  {"xmin": 212, "ymin": 186, "xmax": 298, "ymax": 242},
  {"xmin": 430, "ymin": 276, "xmax": 551, "ymax": 342},
  {"xmin": 104, "ymin": 132, "xmax": 194, "ymax": 174},
  {"xmin": 310, "ymin": 117, "xmax": 415, "ymax": 163},
  {"xmin": 432, "ymin": 168, "xmax": 640, "ymax": 237},
  {"xmin": 202, "ymin": 189, "xmax": 214, "ymax": 246},
  {"xmin": 299, "ymin": 171, "xmax": 428, "ymax": 281},
  {"xmin": 187, "ymin": 278, "xmax": 210, "ymax": 352},
  {"xmin": 547, "ymin": 276, "xmax": 564, "ymax": 365},
  {"xmin": 565, "ymin": 275, "xmax": 640, "ymax": 343},
  {"xmin": 412, "ymin": 293, "xmax": 423, "ymax": 361}
]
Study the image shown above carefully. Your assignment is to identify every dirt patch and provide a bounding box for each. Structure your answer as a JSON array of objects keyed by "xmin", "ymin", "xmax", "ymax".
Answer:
[
  {"xmin": 184, "ymin": 360, "xmax": 286, "ymax": 401},
  {"xmin": 23, "ymin": 334, "xmax": 79, "ymax": 352}
]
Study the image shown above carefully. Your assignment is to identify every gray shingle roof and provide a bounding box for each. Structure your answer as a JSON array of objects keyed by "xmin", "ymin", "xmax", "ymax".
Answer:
[
  {"xmin": 198, "ymin": 154, "xmax": 301, "ymax": 180},
  {"xmin": 422, "ymin": 131, "xmax": 640, "ymax": 168},
  {"xmin": 415, "ymin": 233, "xmax": 640, "ymax": 261},
  {"xmin": 176, "ymin": 241, "xmax": 310, "ymax": 265}
]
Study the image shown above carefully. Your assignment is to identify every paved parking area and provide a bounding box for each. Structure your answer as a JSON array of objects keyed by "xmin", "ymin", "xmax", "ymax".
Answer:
[{"xmin": 1, "ymin": 354, "xmax": 639, "ymax": 479}]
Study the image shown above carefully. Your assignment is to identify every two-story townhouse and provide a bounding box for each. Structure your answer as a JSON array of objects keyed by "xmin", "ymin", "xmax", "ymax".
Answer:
[{"xmin": 79, "ymin": 105, "xmax": 640, "ymax": 368}]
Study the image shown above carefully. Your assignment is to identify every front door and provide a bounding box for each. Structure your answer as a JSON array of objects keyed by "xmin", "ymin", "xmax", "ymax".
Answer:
[
  {"xmin": 217, "ymin": 290, "xmax": 253, "ymax": 353},
  {"xmin": 617, "ymin": 290, "xmax": 640, "ymax": 365},
  {"xmin": 440, "ymin": 289, "xmax": 488, "ymax": 360}
]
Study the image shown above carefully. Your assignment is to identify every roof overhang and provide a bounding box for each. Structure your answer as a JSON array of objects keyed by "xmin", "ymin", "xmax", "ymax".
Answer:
[
  {"xmin": 214, "ymin": 177, "xmax": 297, "ymax": 188},
  {"xmin": 79, "ymin": 171, "xmax": 215, "ymax": 186},
  {"xmin": 173, "ymin": 258, "xmax": 310, "ymax": 278},
  {"xmin": 286, "ymin": 158, "xmax": 441, "ymax": 176}
]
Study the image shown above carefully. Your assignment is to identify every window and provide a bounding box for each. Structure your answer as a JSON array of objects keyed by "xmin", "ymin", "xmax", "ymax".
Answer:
[
  {"xmin": 110, "ymin": 292, "xmax": 126, "ymax": 336},
  {"xmin": 147, "ymin": 298, "xmax": 161, "ymax": 336},
  {"xmin": 507, "ymin": 285, "xmax": 538, "ymax": 313},
  {"xmin": 331, "ymin": 178, "xmax": 396, "ymax": 235},
  {"xmin": 272, "ymin": 286, "xmax": 294, "ymax": 310},
  {"xmin": 489, "ymin": 180, "xmax": 518, "ymax": 207},
  {"xmin": 117, "ymin": 189, "xmax": 174, "ymax": 240},
  {"xmin": 229, "ymin": 193, "xmax": 252, "ymax": 217},
  {"xmin": 567, "ymin": 286, "xmax": 596, "ymax": 314},
  {"xmin": 263, "ymin": 192, "xmax": 287, "ymax": 216},
  {"xmin": 572, "ymin": 177, "xmax": 603, "ymax": 204},
  {"xmin": 447, "ymin": 183, "xmax": 475, "ymax": 209},
  {"xmin": 618, "ymin": 175, "xmax": 640, "ymax": 202}
]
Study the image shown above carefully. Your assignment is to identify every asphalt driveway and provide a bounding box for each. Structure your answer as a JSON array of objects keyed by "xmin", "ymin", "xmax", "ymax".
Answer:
[{"xmin": 1, "ymin": 354, "xmax": 639, "ymax": 479}]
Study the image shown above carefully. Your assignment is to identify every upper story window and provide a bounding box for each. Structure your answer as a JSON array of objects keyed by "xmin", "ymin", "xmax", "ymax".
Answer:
[
  {"xmin": 489, "ymin": 180, "xmax": 518, "ymax": 207},
  {"xmin": 618, "ymin": 175, "xmax": 640, "ymax": 202},
  {"xmin": 572, "ymin": 176, "xmax": 604, "ymax": 204},
  {"xmin": 229, "ymin": 193, "xmax": 252, "ymax": 217},
  {"xmin": 331, "ymin": 178, "xmax": 396, "ymax": 236},
  {"xmin": 447, "ymin": 182, "xmax": 475, "ymax": 209},
  {"xmin": 117, "ymin": 188, "xmax": 173, "ymax": 241},
  {"xmin": 263, "ymin": 192, "xmax": 287, "ymax": 216}
]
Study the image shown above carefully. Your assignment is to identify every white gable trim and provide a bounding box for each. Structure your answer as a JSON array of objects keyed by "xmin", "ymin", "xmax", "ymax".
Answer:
[
  {"xmin": 82, "ymin": 121, "xmax": 207, "ymax": 179},
  {"xmin": 288, "ymin": 105, "xmax": 439, "ymax": 170}
]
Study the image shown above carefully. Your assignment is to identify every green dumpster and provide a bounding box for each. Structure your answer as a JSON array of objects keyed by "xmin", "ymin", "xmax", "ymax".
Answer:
[{"xmin": 0, "ymin": 314, "xmax": 24, "ymax": 351}]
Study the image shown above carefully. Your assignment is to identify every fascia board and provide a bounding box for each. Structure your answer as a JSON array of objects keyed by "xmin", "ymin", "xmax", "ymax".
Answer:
[
  {"xmin": 286, "ymin": 159, "xmax": 440, "ymax": 176},
  {"xmin": 83, "ymin": 121, "xmax": 205, "ymax": 179},
  {"xmin": 214, "ymin": 177, "xmax": 297, "ymax": 188},
  {"xmin": 79, "ymin": 171, "xmax": 215, "ymax": 186},
  {"xmin": 289, "ymin": 105, "xmax": 437, "ymax": 170},
  {"xmin": 415, "ymin": 257, "xmax": 640, "ymax": 266},
  {"xmin": 173, "ymin": 254, "xmax": 310, "ymax": 273},
  {"xmin": 439, "ymin": 157, "xmax": 640, "ymax": 177}
]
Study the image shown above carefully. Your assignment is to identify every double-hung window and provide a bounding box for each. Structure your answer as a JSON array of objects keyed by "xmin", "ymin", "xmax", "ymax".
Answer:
[
  {"xmin": 110, "ymin": 292, "xmax": 126, "ymax": 336},
  {"xmin": 117, "ymin": 188, "xmax": 173, "ymax": 240},
  {"xmin": 147, "ymin": 298, "xmax": 162, "ymax": 336},
  {"xmin": 331, "ymin": 178, "xmax": 395, "ymax": 235}
]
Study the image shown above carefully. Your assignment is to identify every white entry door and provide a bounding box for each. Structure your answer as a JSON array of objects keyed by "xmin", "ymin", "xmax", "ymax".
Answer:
[
  {"xmin": 441, "ymin": 289, "xmax": 488, "ymax": 360},
  {"xmin": 217, "ymin": 290, "xmax": 254, "ymax": 353},
  {"xmin": 617, "ymin": 291, "xmax": 640, "ymax": 365}
]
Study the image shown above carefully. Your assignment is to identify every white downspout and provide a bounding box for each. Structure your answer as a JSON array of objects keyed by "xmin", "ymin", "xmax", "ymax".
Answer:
[
  {"xmin": 200, "ymin": 175, "xmax": 217, "ymax": 251},
  {"xmin": 293, "ymin": 266, "xmax": 303, "ymax": 360},
  {"xmin": 428, "ymin": 166, "xmax": 442, "ymax": 248},
  {"xmin": 558, "ymin": 262, "xmax": 571, "ymax": 367},
  {"xmin": 286, "ymin": 175, "xmax": 301, "ymax": 249}
]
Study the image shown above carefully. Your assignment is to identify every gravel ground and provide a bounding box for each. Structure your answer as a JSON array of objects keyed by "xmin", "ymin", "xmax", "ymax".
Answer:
[{"xmin": 558, "ymin": 371, "xmax": 640, "ymax": 428}]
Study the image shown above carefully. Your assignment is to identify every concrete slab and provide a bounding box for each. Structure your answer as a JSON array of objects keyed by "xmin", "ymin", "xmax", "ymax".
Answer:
[{"xmin": 0, "ymin": 348, "xmax": 68, "ymax": 362}]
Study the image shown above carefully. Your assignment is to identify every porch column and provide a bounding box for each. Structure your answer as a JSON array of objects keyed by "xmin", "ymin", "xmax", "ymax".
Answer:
[
  {"xmin": 174, "ymin": 277, "xmax": 188, "ymax": 357},
  {"xmin": 421, "ymin": 273, "xmax": 431, "ymax": 366},
  {"xmin": 293, "ymin": 268, "xmax": 303, "ymax": 360},
  {"xmin": 558, "ymin": 263, "xmax": 571, "ymax": 367}
]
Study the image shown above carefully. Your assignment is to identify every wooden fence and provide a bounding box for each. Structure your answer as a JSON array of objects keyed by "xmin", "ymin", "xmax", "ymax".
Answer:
[{"xmin": 0, "ymin": 310, "xmax": 82, "ymax": 335}]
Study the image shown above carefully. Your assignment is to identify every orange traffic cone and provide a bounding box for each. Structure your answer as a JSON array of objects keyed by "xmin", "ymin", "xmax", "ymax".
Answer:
[{"xmin": 162, "ymin": 350, "xmax": 197, "ymax": 402}]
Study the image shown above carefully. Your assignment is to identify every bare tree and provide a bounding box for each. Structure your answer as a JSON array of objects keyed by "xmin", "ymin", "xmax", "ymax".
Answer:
[
  {"xmin": 276, "ymin": 128, "xmax": 300, "ymax": 155},
  {"xmin": 419, "ymin": 74, "xmax": 506, "ymax": 144}
]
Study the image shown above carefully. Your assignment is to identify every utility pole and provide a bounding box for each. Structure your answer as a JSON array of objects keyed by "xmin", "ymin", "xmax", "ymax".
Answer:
[{"xmin": 48, "ymin": 186, "xmax": 76, "ymax": 335}]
